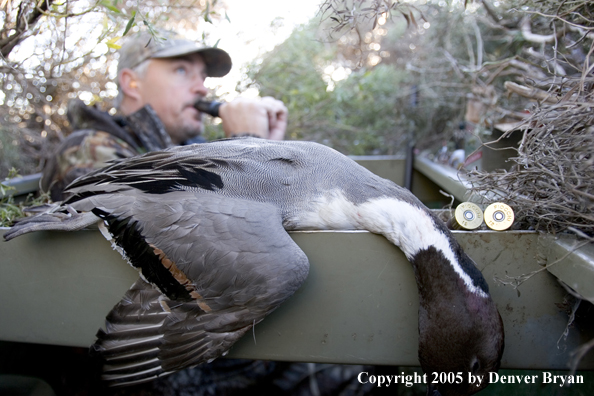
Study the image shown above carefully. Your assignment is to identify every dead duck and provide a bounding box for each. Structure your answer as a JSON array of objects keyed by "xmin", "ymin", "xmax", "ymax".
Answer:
[{"xmin": 3, "ymin": 138, "xmax": 504, "ymax": 395}]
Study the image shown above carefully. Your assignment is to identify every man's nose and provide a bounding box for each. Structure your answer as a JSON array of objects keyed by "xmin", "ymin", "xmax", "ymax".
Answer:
[{"xmin": 191, "ymin": 76, "xmax": 208, "ymax": 96}]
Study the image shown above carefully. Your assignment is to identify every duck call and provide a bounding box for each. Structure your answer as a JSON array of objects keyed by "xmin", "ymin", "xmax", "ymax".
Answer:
[{"xmin": 194, "ymin": 99, "xmax": 223, "ymax": 117}]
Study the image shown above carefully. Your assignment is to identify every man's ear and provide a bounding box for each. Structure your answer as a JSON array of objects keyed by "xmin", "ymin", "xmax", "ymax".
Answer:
[{"xmin": 118, "ymin": 69, "xmax": 141, "ymax": 100}]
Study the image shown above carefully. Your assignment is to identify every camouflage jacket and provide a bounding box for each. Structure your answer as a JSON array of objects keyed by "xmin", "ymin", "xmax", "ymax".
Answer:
[{"xmin": 42, "ymin": 99, "xmax": 173, "ymax": 201}]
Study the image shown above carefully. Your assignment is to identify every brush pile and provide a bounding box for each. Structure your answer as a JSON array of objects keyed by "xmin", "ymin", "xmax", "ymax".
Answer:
[
  {"xmin": 466, "ymin": 85, "xmax": 594, "ymax": 235},
  {"xmin": 462, "ymin": 0, "xmax": 594, "ymax": 237}
]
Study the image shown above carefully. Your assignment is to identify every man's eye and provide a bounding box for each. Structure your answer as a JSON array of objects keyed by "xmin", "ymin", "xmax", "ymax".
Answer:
[{"xmin": 175, "ymin": 66, "xmax": 187, "ymax": 75}]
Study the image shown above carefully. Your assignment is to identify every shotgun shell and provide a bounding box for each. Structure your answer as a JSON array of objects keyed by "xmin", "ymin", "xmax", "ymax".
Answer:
[
  {"xmin": 453, "ymin": 202, "xmax": 484, "ymax": 230},
  {"xmin": 484, "ymin": 202, "xmax": 514, "ymax": 231}
]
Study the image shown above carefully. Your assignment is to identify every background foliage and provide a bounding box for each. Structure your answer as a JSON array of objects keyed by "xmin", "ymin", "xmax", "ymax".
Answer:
[
  {"xmin": 230, "ymin": 0, "xmax": 558, "ymax": 156},
  {"xmin": 1, "ymin": 0, "xmax": 226, "ymax": 178},
  {"xmin": 238, "ymin": 23, "xmax": 410, "ymax": 155},
  {"xmin": 2, "ymin": 1, "xmax": 594, "ymax": 210}
]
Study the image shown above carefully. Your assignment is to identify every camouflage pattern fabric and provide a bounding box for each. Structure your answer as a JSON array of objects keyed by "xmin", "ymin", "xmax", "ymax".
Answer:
[
  {"xmin": 42, "ymin": 99, "xmax": 171, "ymax": 201},
  {"xmin": 42, "ymin": 130, "xmax": 139, "ymax": 201}
]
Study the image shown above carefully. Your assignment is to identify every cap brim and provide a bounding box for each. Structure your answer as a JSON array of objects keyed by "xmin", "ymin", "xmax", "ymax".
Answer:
[{"xmin": 152, "ymin": 45, "xmax": 232, "ymax": 78}]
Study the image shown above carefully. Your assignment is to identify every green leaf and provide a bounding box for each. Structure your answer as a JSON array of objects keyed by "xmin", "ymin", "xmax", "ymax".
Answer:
[
  {"xmin": 204, "ymin": 1, "xmax": 212, "ymax": 23},
  {"xmin": 123, "ymin": 11, "xmax": 136, "ymax": 36},
  {"xmin": 213, "ymin": 39, "xmax": 220, "ymax": 48},
  {"xmin": 100, "ymin": 0, "xmax": 122, "ymax": 14},
  {"xmin": 106, "ymin": 36, "xmax": 122, "ymax": 49}
]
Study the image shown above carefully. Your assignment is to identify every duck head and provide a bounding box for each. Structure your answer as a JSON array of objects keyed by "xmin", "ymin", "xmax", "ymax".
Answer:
[
  {"xmin": 344, "ymin": 195, "xmax": 504, "ymax": 395},
  {"xmin": 413, "ymin": 246, "xmax": 504, "ymax": 396}
]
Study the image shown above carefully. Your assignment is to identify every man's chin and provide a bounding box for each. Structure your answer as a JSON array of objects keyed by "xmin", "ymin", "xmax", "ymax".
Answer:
[{"xmin": 168, "ymin": 123, "xmax": 203, "ymax": 145}]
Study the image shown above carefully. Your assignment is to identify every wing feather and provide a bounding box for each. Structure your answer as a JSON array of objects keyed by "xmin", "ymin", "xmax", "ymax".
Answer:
[{"xmin": 89, "ymin": 191, "xmax": 309, "ymax": 386}]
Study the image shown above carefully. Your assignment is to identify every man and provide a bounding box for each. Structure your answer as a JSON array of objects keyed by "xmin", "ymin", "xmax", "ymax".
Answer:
[{"xmin": 41, "ymin": 30, "xmax": 288, "ymax": 201}]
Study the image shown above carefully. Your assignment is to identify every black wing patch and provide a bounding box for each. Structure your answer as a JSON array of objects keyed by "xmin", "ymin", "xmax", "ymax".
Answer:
[
  {"xmin": 121, "ymin": 166, "xmax": 224, "ymax": 195},
  {"xmin": 93, "ymin": 208, "xmax": 193, "ymax": 301},
  {"xmin": 65, "ymin": 152, "xmax": 225, "ymax": 197}
]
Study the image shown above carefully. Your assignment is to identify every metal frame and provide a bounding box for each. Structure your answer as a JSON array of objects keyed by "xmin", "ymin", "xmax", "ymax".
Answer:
[{"xmin": 1, "ymin": 228, "xmax": 593, "ymax": 370}]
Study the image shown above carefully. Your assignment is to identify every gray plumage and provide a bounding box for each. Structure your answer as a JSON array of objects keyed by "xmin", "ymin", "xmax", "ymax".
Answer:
[{"xmin": 3, "ymin": 138, "xmax": 504, "ymax": 395}]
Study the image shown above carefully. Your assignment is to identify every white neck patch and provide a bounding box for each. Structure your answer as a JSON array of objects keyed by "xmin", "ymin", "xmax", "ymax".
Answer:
[{"xmin": 295, "ymin": 192, "xmax": 488, "ymax": 298}]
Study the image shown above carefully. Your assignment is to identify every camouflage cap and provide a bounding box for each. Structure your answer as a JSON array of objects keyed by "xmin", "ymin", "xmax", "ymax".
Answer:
[{"xmin": 117, "ymin": 30, "xmax": 232, "ymax": 78}]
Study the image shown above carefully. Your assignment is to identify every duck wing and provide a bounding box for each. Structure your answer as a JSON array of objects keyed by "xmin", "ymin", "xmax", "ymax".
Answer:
[{"xmin": 88, "ymin": 191, "xmax": 309, "ymax": 386}]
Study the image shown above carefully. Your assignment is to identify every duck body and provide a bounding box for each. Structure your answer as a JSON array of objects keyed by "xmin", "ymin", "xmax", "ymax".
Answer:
[{"xmin": 4, "ymin": 138, "xmax": 503, "ymax": 394}]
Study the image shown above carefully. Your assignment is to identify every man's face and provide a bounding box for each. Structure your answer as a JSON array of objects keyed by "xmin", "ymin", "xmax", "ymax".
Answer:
[{"xmin": 137, "ymin": 53, "xmax": 208, "ymax": 144}]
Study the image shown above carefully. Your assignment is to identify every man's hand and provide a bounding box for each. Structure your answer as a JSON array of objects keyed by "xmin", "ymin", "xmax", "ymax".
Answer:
[{"xmin": 218, "ymin": 97, "xmax": 287, "ymax": 140}]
